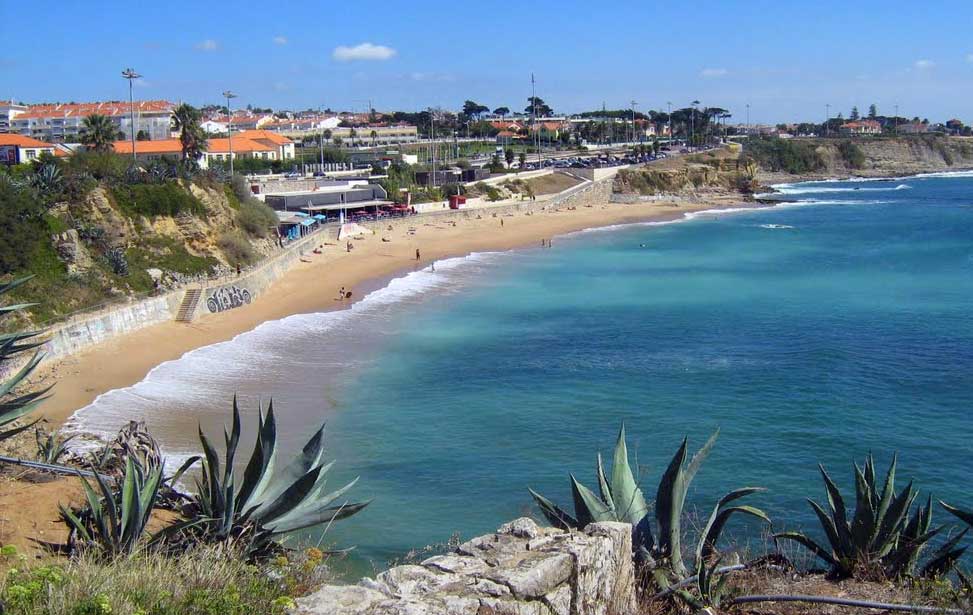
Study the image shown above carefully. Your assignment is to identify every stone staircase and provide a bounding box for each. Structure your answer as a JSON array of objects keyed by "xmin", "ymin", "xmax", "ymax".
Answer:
[{"xmin": 175, "ymin": 289, "xmax": 202, "ymax": 322}]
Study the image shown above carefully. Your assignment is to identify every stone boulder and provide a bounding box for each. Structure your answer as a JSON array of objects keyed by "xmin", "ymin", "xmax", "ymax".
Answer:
[{"xmin": 294, "ymin": 518, "xmax": 635, "ymax": 615}]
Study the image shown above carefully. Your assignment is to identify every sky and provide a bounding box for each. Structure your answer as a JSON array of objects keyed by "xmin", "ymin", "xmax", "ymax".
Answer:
[{"xmin": 2, "ymin": 0, "xmax": 972, "ymax": 124}]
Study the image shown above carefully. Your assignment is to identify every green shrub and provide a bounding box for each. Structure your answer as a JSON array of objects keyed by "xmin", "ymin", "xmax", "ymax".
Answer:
[
  {"xmin": 238, "ymin": 199, "xmax": 278, "ymax": 237},
  {"xmin": 110, "ymin": 183, "xmax": 206, "ymax": 218},
  {"xmin": 837, "ymin": 140, "xmax": 866, "ymax": 169},
  {"xmin": 217, "ymin": 232, "xmax": 257, "ymax": 267},
  {"xmin": 745, "ymin": 137, "xmax": 825, "ymax": 174}
]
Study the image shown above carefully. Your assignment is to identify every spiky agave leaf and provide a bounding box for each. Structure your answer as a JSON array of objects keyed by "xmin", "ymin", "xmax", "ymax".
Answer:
[
  {"xmin": 528, "ymin": 488, "xmax": 579, "ymax": 529},
  {"xmin": 696, "ymin": 487, "xmax": 769, "ymax": 561},
  {"xmin": 656, "ymin": 430, "xmax": 718, "ymax": 578},
  {"xmin": 941, "ymin": 502, "xmax": 973, "ymax": 527},
  {"xmin": 609, "ymin": 425, "xmax": 649, "ymax": 525}
]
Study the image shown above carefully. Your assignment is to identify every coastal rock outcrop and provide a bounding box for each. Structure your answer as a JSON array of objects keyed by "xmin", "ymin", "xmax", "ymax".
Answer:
[{"xmin": 294, "ymin": 518, "xmax": 635, "ymax": 615}]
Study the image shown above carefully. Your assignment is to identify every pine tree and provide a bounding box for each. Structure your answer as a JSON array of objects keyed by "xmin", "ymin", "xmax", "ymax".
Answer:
[
  {"xmin": 850, "ymin": 107, "xmax": 860, "ymax": 121},
  {"xmin": 868, "ymin": 104, "xmax": 878, "ymax": 119}
]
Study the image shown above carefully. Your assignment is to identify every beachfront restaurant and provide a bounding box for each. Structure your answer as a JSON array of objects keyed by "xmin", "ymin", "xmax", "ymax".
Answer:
[
  {"xmin": 275, "ymin": 211, "xmax": 323, "ymax": 241},
  {"xmin": 264, "ymin": 182, "xmax": 393, "ymax": 223}
]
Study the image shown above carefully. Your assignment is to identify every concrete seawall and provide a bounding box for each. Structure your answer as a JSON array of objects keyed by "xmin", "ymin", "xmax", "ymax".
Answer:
[{"xmin": 40, "ymin": 177, "xmax": 614, "ymax": 361}]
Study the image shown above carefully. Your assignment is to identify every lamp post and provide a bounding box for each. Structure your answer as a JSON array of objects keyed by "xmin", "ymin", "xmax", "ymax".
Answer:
[
  {"xmin": 121, "ymin": 68, "xmax": 141, "ymax": 162},
  {"xmin": 691, "ymin": 100, "xmax": 700, "ymax": 151},
  {"xmin": 746, "ymin": 103, "xmax": 751, "ymax": 137},
  {"xmin": 631, "ymin": 100, "xmax": 638, "ymax": 145},
  {"xmin": 319, "ymin": 104, "xmax": 326, "ymax": 170},
  {"xmin": 666, "ymin": 101, "xmax": 672, "ymax": 143},
  {"xmin": 223, "ymin": 90, "xmax": 237, "ymax": 175},
  {"xmin": 825, "ymin": 103, "xmax": 831, "ymax": 138}
]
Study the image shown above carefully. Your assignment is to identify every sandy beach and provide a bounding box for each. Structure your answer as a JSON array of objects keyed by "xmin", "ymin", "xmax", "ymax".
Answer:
[{"xmin": 38, "ymin": 193, "xmax": 754, "ymax": 428}]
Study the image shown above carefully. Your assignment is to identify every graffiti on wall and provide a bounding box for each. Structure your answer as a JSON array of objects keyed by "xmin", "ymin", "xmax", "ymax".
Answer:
[{"xmin": 206, "ymin": 285, "xmax": 252, "ymax": 313}]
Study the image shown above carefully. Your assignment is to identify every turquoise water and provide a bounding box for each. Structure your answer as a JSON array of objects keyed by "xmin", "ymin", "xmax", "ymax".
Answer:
[{"xmin": 70, "ymin": 172, "xmax": 973, "ymax": 574}]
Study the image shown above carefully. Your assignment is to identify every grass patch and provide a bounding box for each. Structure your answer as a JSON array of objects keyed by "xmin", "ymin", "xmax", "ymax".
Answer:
[
  {"xmin": 110, "ymin": 183, "xmax": 206, "ymax": 218},
  {"xmin": 125, "ymin": 236, "xmax": 219, "ymax": 288},
  {"xmin": 0, "ymin": 544, "xmax": 329, "ymax": 615}
]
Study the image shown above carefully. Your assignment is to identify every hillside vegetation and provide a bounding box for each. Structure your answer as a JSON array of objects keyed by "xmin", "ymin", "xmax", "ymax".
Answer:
[{"xmin": 0, "ymin": 154, "xmax": 279, "ymax": 325}]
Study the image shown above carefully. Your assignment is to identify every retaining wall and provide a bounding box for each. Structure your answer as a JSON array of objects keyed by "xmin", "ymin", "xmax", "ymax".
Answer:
[{"xmin": 295, "ymin": 518, "xmax": 635, "ymax": 615}]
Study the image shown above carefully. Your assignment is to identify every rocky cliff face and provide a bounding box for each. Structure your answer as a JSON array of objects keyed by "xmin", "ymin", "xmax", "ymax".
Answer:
[
  {"xmin": 295, "ymin": 518, "xmax": 635, "ymax": 615},
  {"xmin": 758, "ymin": 136, "xmax": 973, "ymax": 183}
]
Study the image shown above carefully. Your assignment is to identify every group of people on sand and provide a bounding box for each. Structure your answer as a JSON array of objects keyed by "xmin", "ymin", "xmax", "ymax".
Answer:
[
  {"xmin": 541, "ymin": 238, "xmax": 553, "ymax": 248},
  {"xmin": 336, "ymin": 286, "xmax": 352, "ymax": 301}
]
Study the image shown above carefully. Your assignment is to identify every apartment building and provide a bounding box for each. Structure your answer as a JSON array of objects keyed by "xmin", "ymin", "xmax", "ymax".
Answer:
[{"xmin": 9, "ymin": 100, "xmax": 175, "ymax": 142}]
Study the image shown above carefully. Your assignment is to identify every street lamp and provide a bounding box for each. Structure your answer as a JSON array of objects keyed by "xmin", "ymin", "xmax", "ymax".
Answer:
[
  {"xmin": 223, "ymin": 90, "xmax": 237, "ymax": 175},
  {"xmin": 691, "ymin": 100, "xmax": 700, "ymax": 151},
  {"xmin": 666, "ymin": 101, "xmax": 672, "ymax": 143},
  {"xmin": 121, "ymin": 68, "xmax": 141, "ymax": 162},
  {"xmin": 825, "ymin": 103, "xmax": 831, "ymax": 138},
  {"xmin": 631, "ymin": 100, "xmax": 638, "ymax": 144},
  {"xmin": 746, "ymin": 103, "xmax": 751, "ymax": 137},
  {"xmin": 318, "ymin": 104, "xmax": 326, "ymax": 170}
]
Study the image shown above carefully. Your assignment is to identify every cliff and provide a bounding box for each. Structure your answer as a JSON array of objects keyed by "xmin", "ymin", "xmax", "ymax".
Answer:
[{"xmin": 751, "ymin": 135, "xmax": 973, "ymax": 184}]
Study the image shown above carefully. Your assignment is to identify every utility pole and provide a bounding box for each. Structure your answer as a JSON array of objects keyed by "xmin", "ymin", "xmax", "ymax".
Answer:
[
  {"xmin": 691, "ymin": 100, "xmax": 700, "ymax": 151},
  {"xmin": 431, "ymin": 111, "xmax": 436, "ymax": 188},
  {"xmin": 318, "ymin": 104, "xmax": 325, "ymax": 171},
  {"xmin": 224, "ymin": 90, "xmax": 237, "ymax": 175},
  {"xmin": 825, "ymin": 103, "xmax": 830, "ymax": 138},
  {"xmin": 666, "ymin": 101, "xmax": 672, "ymax": 143},
  {"xmin": 746, "ymin": 103, "xmax": 751, "ymax": 137},
  {"xmin": 531, "ymin": 73, "xmax": 540, "ymax": 166},
  {"xmin": 631, "ymin": 100, "xmax": 638, "ymax": 144},
  {"xmin": 121, "ymin": 68, "xmax": 141, "ymax": 162}
]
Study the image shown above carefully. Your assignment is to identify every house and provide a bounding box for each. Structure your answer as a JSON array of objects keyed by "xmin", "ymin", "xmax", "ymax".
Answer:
[
  {"xmin": 111, "ymin": 131, "xmax": 294, "ymax": 168},
  {"xmin": 0, "ymin": 133, "xmax": 58, "ymax": 164},
  {"xmin": 945, "ymin": 119, "xmax": 965, "ymax": 136},
  {"xmin": 896, "ymin": 122, "xmax": 929, "ymax": 134},
  {"xmin": 10, "ymin": 100, "xmax": 175, "ymax": 142},
  {"xmin": 226, "ymin": 114, "xmax": 273, "ymax": 131},
  {"xmin": 839, "ymin": 120, "xmax": 882, "ymax": 135}
]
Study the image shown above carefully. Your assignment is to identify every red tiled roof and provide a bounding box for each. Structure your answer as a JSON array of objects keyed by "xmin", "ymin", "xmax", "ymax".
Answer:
[
  {"xmin": 18, "ymin": 100, "xmax": 175, "ymax": 119},
  {"xmin": 206, "ymin": 137, "xmax": 277, "ymax": 153},
  {"xmin": 0, "ymin": 134, "xmax": 56, "ymax": 148},
  {"xmin": 234, "ymin": 129, "xmax": 293, "ymax": 145},
  {"xmin": 112, "ymin": 139, "xmax": 182, "ymax": 155}
]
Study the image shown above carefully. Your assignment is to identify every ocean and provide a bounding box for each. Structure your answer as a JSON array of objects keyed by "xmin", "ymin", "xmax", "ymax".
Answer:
[{"xmin": 67, "ymin": 171, "xmax": 973, "ymax": 575}]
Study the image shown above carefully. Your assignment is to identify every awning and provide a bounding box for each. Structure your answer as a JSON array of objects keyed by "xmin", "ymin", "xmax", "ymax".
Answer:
[
  {"xmin": 313, "ymin": 214, "xmax": 327, "ymax": 221},
  {"xmin": 294, "ymin": 212, "xmax": 310, "ymax": 218},
  {"xmin": 300, "ymin": 218, "xmax": 317, "ymax": 227}
]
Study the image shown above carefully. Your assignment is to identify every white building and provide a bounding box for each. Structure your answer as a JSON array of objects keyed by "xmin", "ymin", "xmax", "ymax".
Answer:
[{"xmin": 10, "ymin": 100, "xmax": 175, "ymax": 142}]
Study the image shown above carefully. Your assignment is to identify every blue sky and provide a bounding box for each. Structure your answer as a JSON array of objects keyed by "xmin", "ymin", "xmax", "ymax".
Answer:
[{"xmin": 3, "ymin": 0, "xmax": 972, "ymax": 123}]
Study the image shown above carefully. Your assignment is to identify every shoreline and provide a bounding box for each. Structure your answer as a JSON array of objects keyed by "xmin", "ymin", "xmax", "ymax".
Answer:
[
  {"xmin": 42, "ymin": 166, "xmax": 973, "ymax": 432},
  {"xmin": 39, "ymin": 192, "xmax": 761, "ymax": 430}
]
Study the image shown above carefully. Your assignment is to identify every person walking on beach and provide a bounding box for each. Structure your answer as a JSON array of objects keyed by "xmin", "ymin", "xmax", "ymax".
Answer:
[
  {"xmin": 500, "ymin": 218, "xmax": 504, "ymax": 228},
  {"xmin": 337, "ymin": 286, "xmax": 346, "ymax": 301},
  {"xmin": 416, "ymin": 248, "xmax": 421, "ymax": 261}
]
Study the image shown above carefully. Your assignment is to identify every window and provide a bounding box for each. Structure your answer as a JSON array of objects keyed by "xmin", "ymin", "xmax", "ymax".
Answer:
[{"xmin": 25, "ymin": 149, "xmax": 37, "ymax": 160}]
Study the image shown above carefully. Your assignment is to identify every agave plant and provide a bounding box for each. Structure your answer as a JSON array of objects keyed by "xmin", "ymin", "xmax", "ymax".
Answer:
[
  {"xmin": 178, "ymin": 398, "xmax": 369, "ymax": 558},
  {"xmin": 529, "ymin": 426, "xmax": 769, "ymax": 586},
  {"xmin": 35, "ymin": 427, "xmax": 76, "ymax": 464},
  {"xmin": 673, "ymin": 555, "xmax": 732, "ymax": 614},
  {"xmin": 0, "ymin": 276, "xmax": 49, "ymax": 442},
  {"xmin": 776, "ymin": 455, "xmax": 965, "ymax": 580},
  {"xmin": 57, "ymin": 456, "xmax": 164, "ymax": 557}
]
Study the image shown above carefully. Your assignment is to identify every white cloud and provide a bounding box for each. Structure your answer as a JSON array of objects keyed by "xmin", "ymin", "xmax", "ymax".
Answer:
[
  {"xmin": 914, "ymin": 59, "xmax": 935, "ymax": 70},
  {"xmin": 273, "ymin": 36, "xmax": 288, "ymax": 46},
  {"xmin": 195, "ymin": 39, "xmax": 218, "ymax": 51},
  {"xmin": 700, "ymin": 67, "xmax": 728, "ymax": 78},
  {"xmin": 332, "ymin": 42, "xmax": 397, "ymax": 62}
]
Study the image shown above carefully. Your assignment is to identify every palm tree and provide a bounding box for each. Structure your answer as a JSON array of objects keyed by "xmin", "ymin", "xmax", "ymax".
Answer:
[
  {"xmin": 80, "ymin": 114, "xmax": 120, "ymax": 153},
  {"xmin": 349, "ymin": 128, "xmax": 358, "ymax": 146},
  {"xmin": 170, "ymin": 103, "xmax": 207, "ymax": 169},
  {"xmin": 370, "ymin": 130, "xmax": 378, "ymax": 147}
]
